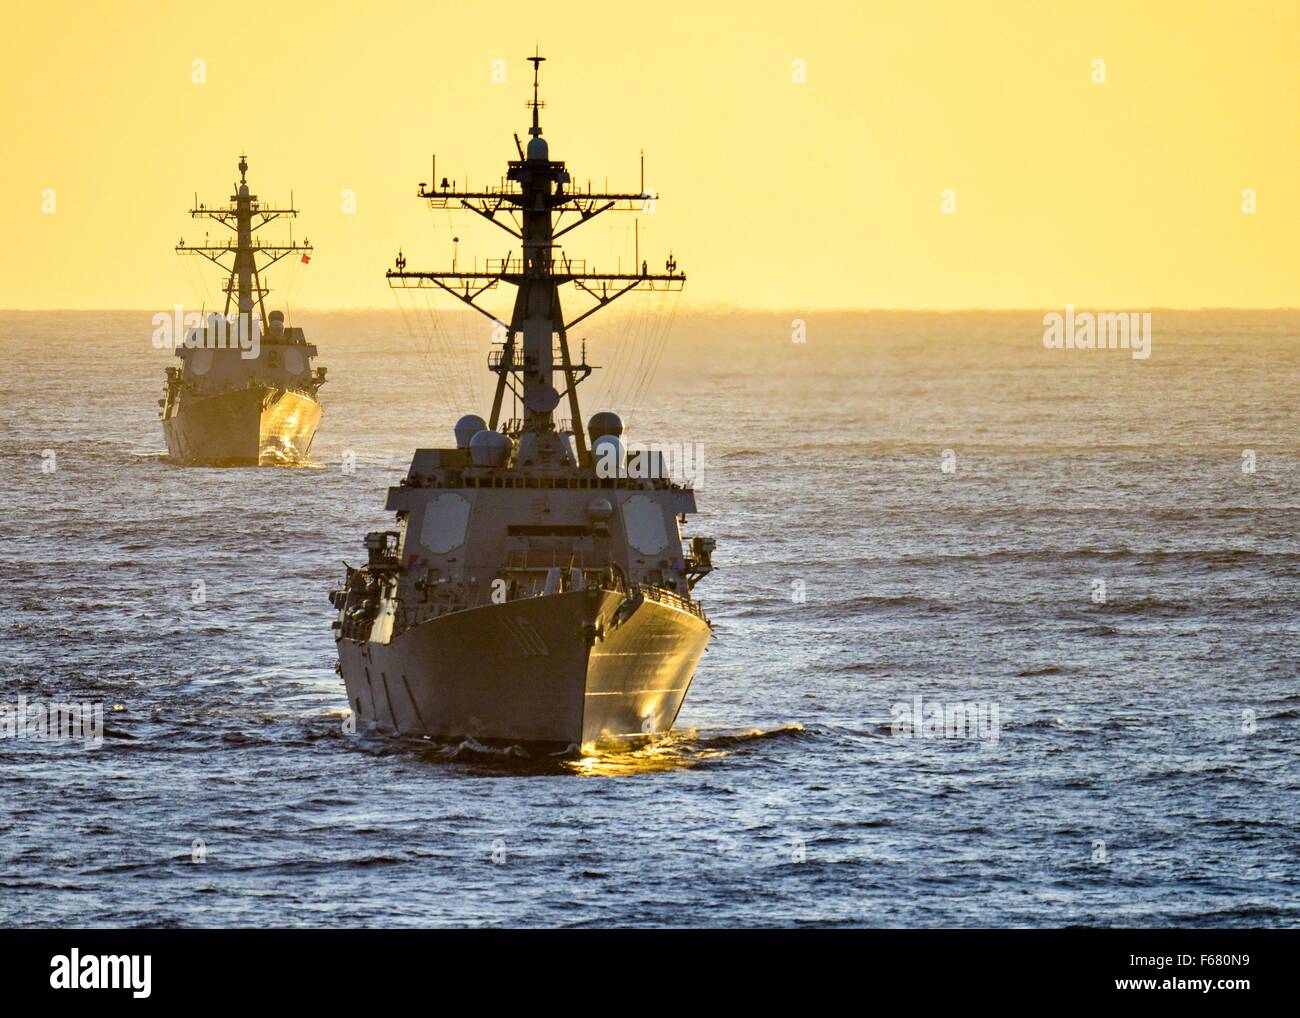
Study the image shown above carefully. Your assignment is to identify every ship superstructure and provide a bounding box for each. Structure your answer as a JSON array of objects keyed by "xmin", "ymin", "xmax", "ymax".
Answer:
[
  {"xmin": 161, "ymin": 156, "xmax": 326, "ymax": 465},
  {"xmin": 331, "ymin": 54, "xmax": 715, "ymax": 749}
]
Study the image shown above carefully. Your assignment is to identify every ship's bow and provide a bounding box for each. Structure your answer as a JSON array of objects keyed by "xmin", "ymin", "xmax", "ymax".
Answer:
[
  {"xmin": 581, "ymin": 590, "xmax": 712, "ymax": 744},
  {"xmin": 259, "ymin": 388, "xmax": 322, "ymax": 464},
  {"xmin": 338, "ymin": 587, "xmax": 710, "ymax": 750}
]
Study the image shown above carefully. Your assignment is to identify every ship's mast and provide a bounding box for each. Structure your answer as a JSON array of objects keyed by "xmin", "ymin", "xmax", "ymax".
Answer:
[
  {"xmin": 389, "ymin": 52, "xmax": 685, "ymax": 462},
  {"xmin": 513, "ymin": 52, "xmax": 561, "ymax": 434},
  {"xmin": 234, "ymin": 155, "xmax": 255, "ymax": 319},
  {"xmin": 177, "ymin": 156, "xmax": 313, "ymax": 331}
]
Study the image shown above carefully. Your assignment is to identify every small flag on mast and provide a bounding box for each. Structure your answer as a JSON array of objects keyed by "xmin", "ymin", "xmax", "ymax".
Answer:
[{"xmin": 301, "ymin": 253, "xmax": 311, "ymax": 264}]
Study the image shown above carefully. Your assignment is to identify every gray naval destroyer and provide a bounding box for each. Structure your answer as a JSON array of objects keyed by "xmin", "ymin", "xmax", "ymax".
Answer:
[
  {"xmin": 331, "ymin": 54, "xmax": 716, "ymax": 750},
  {"xmin": 162, "ymin": 157, "xmax": 326, "ymax": 465}
]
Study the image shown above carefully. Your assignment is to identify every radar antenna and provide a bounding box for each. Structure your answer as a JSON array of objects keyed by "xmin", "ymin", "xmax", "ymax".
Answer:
[
  {"xmin": 388, "ymin": 54, "xmax": 685, "ymax": 463},
  {"xmin": 176, "ymin": 156, "xmax": 313, "ymax": 331}
]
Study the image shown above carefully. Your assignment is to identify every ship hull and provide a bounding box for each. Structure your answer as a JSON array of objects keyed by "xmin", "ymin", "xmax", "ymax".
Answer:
[
  {"xmin": 163, "ymin": 386, "xmax": 322, "ymax": 466},
  {"xmin": 337, "ymin": 588, "xmax": 711, "ymax": 749}
]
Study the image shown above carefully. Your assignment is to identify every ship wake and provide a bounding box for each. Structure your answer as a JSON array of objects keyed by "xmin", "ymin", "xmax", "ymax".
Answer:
[{"xmin": 347, "ymin": 724, "xmax": 810, "ymax": 776}]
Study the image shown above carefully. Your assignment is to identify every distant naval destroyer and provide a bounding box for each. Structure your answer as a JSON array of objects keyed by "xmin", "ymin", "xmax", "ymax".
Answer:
[
  {"xmin": 162, "ymin": 157, "xmax": 326, "ymax": 465},
  {"xmin": 331, "ymin": 54, "xmax": 715, "ymax": 749}
]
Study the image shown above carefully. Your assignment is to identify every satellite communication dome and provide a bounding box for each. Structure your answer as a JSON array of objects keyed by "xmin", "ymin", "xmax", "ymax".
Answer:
[
  {"xmin": 454, "ymin": 414, "xmax": 488, "ymax": 450},
  {"xmin": 469, "ymin": 429, "xmax": 512, "ymax": 467},
  {"xmin": 586, "ymin": 497, "xmax": 614, "ymax": 521},
  {"xmin": 587, "ymin": 411, "xmax": 624, "ymax": 441},
  {"xmin": 527, "ymin": 136, "xmax": 549, "ymax": 161}
]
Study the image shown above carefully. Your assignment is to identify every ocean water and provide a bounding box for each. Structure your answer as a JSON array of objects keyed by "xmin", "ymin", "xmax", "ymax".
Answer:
[{"xmin": 0, "ymin": 308, "xmax": 1296, "ymax": 928}]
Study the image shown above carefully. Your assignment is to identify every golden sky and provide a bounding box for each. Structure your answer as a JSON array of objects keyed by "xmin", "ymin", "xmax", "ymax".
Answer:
[{"xmin": 1, "ymin": 0, "xmax": 1296, "ymax": 310}]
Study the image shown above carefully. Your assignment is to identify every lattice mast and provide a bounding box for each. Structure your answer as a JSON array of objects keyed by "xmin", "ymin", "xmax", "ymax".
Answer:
[
  {"xmin": 176, "ymin": 155, "xmax": 313, "ymax": 331},
  {"xmin": 388, "ymin": 51, "xmax": 685, "ymax": 461}
]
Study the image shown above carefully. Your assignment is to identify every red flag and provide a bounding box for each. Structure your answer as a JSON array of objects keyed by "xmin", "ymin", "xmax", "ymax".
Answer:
[{"xmin": 301, "ymin": 253, "xmax": 311, "ymax": 264}]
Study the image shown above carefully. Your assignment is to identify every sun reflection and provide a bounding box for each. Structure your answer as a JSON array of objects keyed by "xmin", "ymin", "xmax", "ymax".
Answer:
[
  {"xmin": 356, "ymin": 725, "xmax": 804, "ymax": 778},
  {"xmin": 563, "ymin": 731, "xmax": 729, "ymax": 777}
]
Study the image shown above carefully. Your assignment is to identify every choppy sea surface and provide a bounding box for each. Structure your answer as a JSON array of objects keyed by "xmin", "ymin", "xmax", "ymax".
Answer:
[{"xmin": 0, "ymin": 308, "xmax": 1296, "ymax": 928}]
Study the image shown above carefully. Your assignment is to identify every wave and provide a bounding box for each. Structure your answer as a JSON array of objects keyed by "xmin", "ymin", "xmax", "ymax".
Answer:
[
  {"xmin": 755, "ymin": 548, "xmax": 1300, "ymax": 571},
  {"xmin": 674, "ymin": 723, "xmax": 811, "ymax": 749}
]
